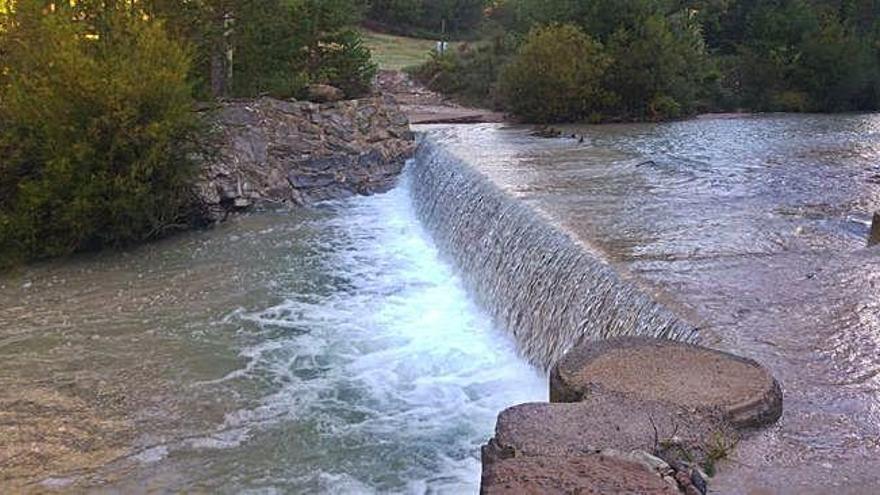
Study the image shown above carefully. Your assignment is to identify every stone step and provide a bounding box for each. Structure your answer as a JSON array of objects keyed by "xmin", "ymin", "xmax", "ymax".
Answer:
[
  {"xmin": 481, "ymin": 453, "xmax": 681, "ymax": 495},
  {"xmin": 483, "ymin": 395, "xmax": 730, "ymax": 465}
]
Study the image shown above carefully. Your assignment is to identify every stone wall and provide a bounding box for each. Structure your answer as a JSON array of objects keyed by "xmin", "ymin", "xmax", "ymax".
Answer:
[{"xmin": 195, "ymin": 95, "xmax": 415, "ymax": 221}]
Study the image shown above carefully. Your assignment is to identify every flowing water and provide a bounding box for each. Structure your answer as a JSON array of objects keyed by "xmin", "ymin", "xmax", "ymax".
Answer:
[
  {"xmin": 414, "ymin": 115, "xmax": 880, "ymax": 493},
  {"xmin": 0, "ymin": 181, "xmax": 546, "ymax": 492},
  {"xmin": 4, "ymin": 113, "xmax": 880, "ymax": 494},
  {"xmin": 410, "ymin": 135, "xmax": 698, "ymax": 368}
]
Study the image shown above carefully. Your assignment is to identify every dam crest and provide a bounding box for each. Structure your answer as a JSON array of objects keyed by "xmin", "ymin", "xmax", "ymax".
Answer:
[{"xmin": 409, "ymin": 135, "xmax": 699, "ymax": 368}]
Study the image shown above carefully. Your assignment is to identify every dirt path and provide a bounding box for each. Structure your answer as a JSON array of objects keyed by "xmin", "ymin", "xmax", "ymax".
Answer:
[{"xmin": 375, "ymin": 70, "xmax": 507, "ymax": 125}]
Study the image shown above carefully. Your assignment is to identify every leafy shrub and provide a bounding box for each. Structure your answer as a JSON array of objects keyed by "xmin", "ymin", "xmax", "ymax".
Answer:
[
  {"xmin": 648, "ymin": 95, "xmax": 682, "ymax": 120},
  {"xmin": 0, "ymin": 4, "xmax": 201, "ymax": 266},
  {"xmin": 311, "ymin": 29, "xmax": 378, "ymax": 98},
  {"xmin": 603, "ymin": 13, "xmax": 709, "ymax": 120},
  {"xmin": 770, "ymin": 91, "xmax": 810, "ymax": 113},
  {"xmin": 412, "ymin": 51, "xmax": 463, "ymax": 93},
  {"xmin": 411, "ymin": 35, "xmax": 516, "ymax": 109},
  {"xmin": 498, "ymin": 24, "xmax": 612, "ymax": 123}
]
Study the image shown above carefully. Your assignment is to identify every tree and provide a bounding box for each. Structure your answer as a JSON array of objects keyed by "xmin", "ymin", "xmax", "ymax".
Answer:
[
  {"xmin": 499, "ymin": 24, "xmax": 612, "ymax": 122},
  {"xmin": 604, "ymin": 11, "xmax": 710, "ymax": 119},
  {"xmin": 146, "ymin": 0, "xmax": 375, "ymax": 99},
  {"xmin": 0, "ymin": 1, "xmax": 201, "ymax": 265}
]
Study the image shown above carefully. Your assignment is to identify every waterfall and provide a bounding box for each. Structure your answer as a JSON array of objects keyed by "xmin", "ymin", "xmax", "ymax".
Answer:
[{"xmin": 408, "ymin": 135, "xmax": 699, "ymax": 369}]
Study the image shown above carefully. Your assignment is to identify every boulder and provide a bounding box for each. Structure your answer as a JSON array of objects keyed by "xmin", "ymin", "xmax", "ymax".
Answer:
[
  {"xmin": 306, "ymin": 84, "xmax": 345, "ymax": 103},
  {"xmin": 550, "ymin": 337, "xmax": 783, "ymax": 429}
]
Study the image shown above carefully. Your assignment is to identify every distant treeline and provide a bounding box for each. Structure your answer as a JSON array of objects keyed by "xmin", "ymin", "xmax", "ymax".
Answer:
[
  {"xmin": 412, "ymin": 0, "xmax": 880, "ymax": 122},
  {"xmin": 0, "ymin": 0, "xmax": 375, "ymax": 266}
]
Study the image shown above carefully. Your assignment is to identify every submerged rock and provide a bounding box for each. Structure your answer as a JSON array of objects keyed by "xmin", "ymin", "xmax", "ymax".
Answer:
[
  {"xmin": 530, "ymin": 126, "xmax": 562, "ymax": 138},
  {"xmin": 196, "ymin": 96, "xmax": 415, "ymax": 222}
]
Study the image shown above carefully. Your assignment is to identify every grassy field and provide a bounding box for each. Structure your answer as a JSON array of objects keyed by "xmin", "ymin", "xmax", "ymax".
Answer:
[{"xmin": 361, "ymin": 30, "xmax": 442, "ymax": 71}]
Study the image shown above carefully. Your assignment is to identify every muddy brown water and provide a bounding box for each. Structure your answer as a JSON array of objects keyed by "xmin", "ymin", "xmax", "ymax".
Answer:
[
  {"xmin": 0, "ymin": 187, "xmax": 546, "ymax": 493},
  {"xmin": 4, "ymin": 113, "xmax": 880, "ymax": 494},
  {"xmin": 416, "ymin": 115, "xmax": 880, "ymax": 494}
]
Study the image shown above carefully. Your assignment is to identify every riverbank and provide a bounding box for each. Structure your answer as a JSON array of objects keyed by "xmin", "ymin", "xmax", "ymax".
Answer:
[
  {"xmin": 195, "ymin": 95, "xmax": 416, "ymax": 222},
  {"xmin": 375, "ymin": 70, "xmax": 507, "ymax": 125},
  {"xmin": 0, "ymin": 175, "xmax": 547, "ymax": 492}
]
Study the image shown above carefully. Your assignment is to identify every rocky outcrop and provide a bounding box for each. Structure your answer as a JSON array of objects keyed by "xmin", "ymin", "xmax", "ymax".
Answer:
[
  {"xmin": 481, "ymin": 338, "xmax": 783, "ymax": 494},
  {"xmin": 196, "ymin": 95, "xmax": 415, "ymax": 221}
]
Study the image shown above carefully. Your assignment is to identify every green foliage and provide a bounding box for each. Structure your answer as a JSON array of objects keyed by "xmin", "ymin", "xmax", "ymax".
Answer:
[
  {"xmin": 733, "ymin": 1, "xmax": 880, "ymax": 112},
  {"xmin": 0, "ymin": 2, "xmax": 201, "ymax": 266},
  {"xmin": 411, "ymin": 33, "xmax": 517, "ymax": 109},
  {"xmin": 312, "ymin": 29, "xmax": 377, "ymax": 97},
  {"xmin": 419, "ymin": 0, "xmax": 713, "ymax": 122},
  {"xmin": 146, "ymin": 0, "xmax": 375, "ymax": 99},
  {"xmin": 224, "ymin": 0, "xmax": 309, "ymax": 98},
  {"xmin": 499, "ymin": 24, "xmax": 612, "ymax": 123},
  {"xmin": 603, "ymin": 12, "xmax": 710, "ymax": 120},
  {"xmin": 418, "ymin": 0, "xmax": 880, "ymax": 121}
]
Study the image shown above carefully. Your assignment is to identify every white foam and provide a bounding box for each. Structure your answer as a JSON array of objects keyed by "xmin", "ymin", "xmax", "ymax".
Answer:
[{"xmin": 197, "ymin": 179, "xmax": 548, "ymax": 492}]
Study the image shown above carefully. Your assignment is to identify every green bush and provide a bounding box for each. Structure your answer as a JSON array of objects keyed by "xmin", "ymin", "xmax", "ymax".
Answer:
[
  {"xmin": 411, "ymin": 38, "xmax": 512, "ymax": 109},
  {"xmin": 498, "ymin": 24, "xmax": 611, "ymax": 123},
  {"xmin": 603, "ymin": 13, "xmax": 709, "ymax": 120},
  {"xmin": 312, "ymin": 29, "xmax": 378, "ymax": 98},
  {"xmin": 0, "ymin": 3, "xmax": 201, "ymax": 266}
]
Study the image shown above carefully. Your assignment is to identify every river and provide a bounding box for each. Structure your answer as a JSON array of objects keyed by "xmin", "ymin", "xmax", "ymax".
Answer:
[
  {"xmin": 416, "ymin": 113, "xmax": 880, "ymax": 493},
  {"xmin": 3, "ymin": 113, "xmax": 880, "ymax": 493},
  {"xmin": 0, "ymin": 180, "xmax": 546, "ymax": 492}
]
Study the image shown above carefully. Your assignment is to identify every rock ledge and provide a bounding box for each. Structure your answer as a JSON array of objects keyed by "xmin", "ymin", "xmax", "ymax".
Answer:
[
  {"xmin": 196, "ymin": 95, "xmax": 415, "ymax": 221},
  {"xmin": 481, "ymin": 338, "xmax": 783, "ymax": 494}
]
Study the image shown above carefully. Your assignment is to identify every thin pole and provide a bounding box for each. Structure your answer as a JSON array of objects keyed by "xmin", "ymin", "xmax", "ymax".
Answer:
[{"xmin": 870, "ymin": 212, "xmax": 880, "ymax": 247}]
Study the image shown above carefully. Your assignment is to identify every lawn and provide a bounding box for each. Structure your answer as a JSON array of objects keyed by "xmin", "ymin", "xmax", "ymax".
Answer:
[{"xmin": 361, "ymin": 30, "xmax": 441, "ymax": 71}]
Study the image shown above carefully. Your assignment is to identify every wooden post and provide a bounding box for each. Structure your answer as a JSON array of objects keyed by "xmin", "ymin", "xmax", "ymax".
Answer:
[{"xmin": 870, "ymin": 212, "xmax": 880, "ymax": 247}]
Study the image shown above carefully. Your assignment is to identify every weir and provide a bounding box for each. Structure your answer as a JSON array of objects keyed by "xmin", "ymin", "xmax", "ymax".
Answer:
[{"xmin": 408, "ymin": 135, "xmax": 699, "ymax": 369}]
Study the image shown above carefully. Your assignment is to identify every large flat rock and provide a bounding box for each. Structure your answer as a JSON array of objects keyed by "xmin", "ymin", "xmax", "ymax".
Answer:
[
  {"xmin": 481, "ymin": 454, "xmax": 680, "ymax": 495},
  {"xmin": 483, "ymin": 394, "xmax": 729, "ymax": 464},
  {"xmin": 551, "ymin": 337, "xmax": 782, "ymax": 429},
  {"xmin": 480, "ymin": 392, "xmax": 736, "ymax": 494}
]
